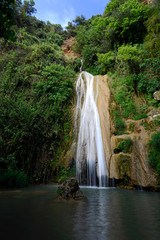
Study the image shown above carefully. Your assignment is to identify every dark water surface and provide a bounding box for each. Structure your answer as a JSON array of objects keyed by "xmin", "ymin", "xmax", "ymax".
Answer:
[{"xmin": 0, "ymin": 185, "xmax": 160, "ymax": 240}]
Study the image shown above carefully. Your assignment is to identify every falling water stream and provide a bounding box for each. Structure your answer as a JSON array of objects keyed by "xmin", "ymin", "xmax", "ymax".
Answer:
[{"xmin": 75, "ymin": 71, "xmax": 108, "ymax": 187}]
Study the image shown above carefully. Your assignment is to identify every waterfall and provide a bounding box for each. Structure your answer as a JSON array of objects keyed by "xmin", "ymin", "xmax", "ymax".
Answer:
[
  {"xmin": 75, "ymin": 71, "xmax": 109, "ymax": 187},
  {"xmin": 80, "ymin": 59, "xmax": 83, "ymax": 72}
]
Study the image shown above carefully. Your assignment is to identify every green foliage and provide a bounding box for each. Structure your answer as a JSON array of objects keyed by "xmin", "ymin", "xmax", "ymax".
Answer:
[
  {"xmin": 55, "ymin": 166, "xmax": 76, "ymax": 183},
  {"xmin": 75, "ymin": 18, "xmax": 111, "ymax": 72},
  {"xmin": 141, "ymin": 116, "xmax": 160, "ymax": 131},
  {"xmin": 73, "ymin": 15, "xmax": 86, "ymax": 26},
  {"xmin": 109, "ymin": 73, "xmax": 137, "ymax": 118},
  {"xmin": 22, "ymin": 0, "xmax": 36, "ymax": 16},
  {"xmin": 137, "ymin": 58, "xmax": 160, "ymax": 94},
  {"xmin": 104, "ymin": 0, "xmax": 150, "ymax": 45},
  {"xmin": 144, "ymin": 0, "xmax": 160, "ymax": 58},
  {"xmin": 0, "ymin": 169, "xmax": 28, "ymax": 188},
  {"xmin": 149, "ymin": 132, "xmax": 160, "ymax": 175},
  {"xmin": 114, "ymin": 138, "xmax": 133, "ymax": 153},
  {"xmin": 0, "ymin": 61, "xmax": 75, "ymax": 183},
  {"xmin": 0, "ymin": 9, "xmax": 76, "ymax": 185},
  {"xmin": 116, "ymin": 44, "xmax": 144, "ymax": 74},
  {"xmin": 97, "ymin": 51, "xmax": 115, "ymax": 72},
  {"xmin": 114, "ymin": 116, "xmax": 126, "ymax": 135},
  {"xmin": 134, "ymin": 113, "xmax": 148, "ymax": 120},
  {"xmin": 0, "ymin": 0, "xmax": 16, "ymax": 41}
]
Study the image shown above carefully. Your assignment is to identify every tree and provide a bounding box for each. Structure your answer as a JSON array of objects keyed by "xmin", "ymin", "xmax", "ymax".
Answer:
[
  {"xmin": 73, "ymin": 15, "xmax": 86, "ymax": 26},
  {"xmin": 0, "ymin": 0, "xmax": 16, "ymax": 40},
  {"xmin": 94, "ymin": 0, "xmax": 150, "ymax": 47},
  {"xmin": 22, "ymin": 0, "xmax": 36, "ymax": 16},
  {"xmin": 144, "ymin": 0, "xmax": 160, "ymax": 58},
  {"xmin": 14, "ymin": 0, "xmax": 36, "ymax": 27}
]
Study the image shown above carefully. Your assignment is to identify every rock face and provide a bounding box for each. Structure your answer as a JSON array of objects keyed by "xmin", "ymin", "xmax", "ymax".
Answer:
[
  {"xmin": 96, "ymin": 75, "xmax": 115, "ymax": 179},
  {"xmin": 57, "ymin": 178, "xmax": 85, "ymax": 200},
  {"xmin": 97, "ymin": 75, "xmax": 158, "ymax": 188}
]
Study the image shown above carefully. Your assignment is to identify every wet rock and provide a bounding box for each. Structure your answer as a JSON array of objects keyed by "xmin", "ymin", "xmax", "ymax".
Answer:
[{"xmin": 56, "ymin": 178, "xmax": 85, "ymax": 200}]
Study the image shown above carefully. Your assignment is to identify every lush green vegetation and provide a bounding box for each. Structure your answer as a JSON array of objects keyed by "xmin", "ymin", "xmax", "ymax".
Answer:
[
  {"xmin": 66, "ymin": 0, "xmax": 160, "ymax": 178},
  {"xmin": 0, "ymin": 0, "xmax": 76, "ymax": 186},
  {"xmin": 114, "ymin": 138, "xmax": 133, "ymax": 154},
  {"xmin": 149, "ymin": 132, "xmax": 160, "ymax": 176},
  {"xmin": 72, "ymin": 0, "xmax": 160, "ymax": 124}
]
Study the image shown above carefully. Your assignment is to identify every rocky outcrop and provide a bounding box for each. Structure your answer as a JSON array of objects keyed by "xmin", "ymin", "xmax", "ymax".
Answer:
[
  {"xmin": 62, "ymin": 37, "xmax": 80, "ymax": 60},
  {"xmin": 110, "ymin": 125, "xmax": 157, "ymax": 187},
  {"xmin": 153, "ymin": 91, "xmax": 160, "ymax": 101},
  {"xmin": 56, "ymin": 178, "xmax": 85, "ymax": 200},
  {"xmin": 97, "ymin": 75, "xmax": 158, "ymax": 188}
]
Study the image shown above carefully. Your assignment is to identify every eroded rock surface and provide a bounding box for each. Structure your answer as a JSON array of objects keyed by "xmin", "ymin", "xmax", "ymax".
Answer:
[{"xmin": 97, "ymin": 75, "xmax": 158, "ymax": 188}]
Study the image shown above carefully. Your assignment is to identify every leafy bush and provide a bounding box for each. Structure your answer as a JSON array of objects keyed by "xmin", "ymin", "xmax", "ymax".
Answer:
[
  {"xmin": 144, "ymin": 0, "xmax": 160, "ymax": 58},
  {"xmin": 104, "ymin": 0, "xmax": 150, "ymax": 45},
  {"xmin": 134, "ymin": 113, "xmax": 148, "ymax": 120},
  {"xmin": 115, "ymin": 85, "xmax": 136, "ymax": 118},
  {"xmin": 137, "ymin": 58, "xmax": 160, "ymax": 94},
  {"xmin": 114, "ymin": 116, "xmax": 126, "ymax": 135},
  {"xmin": 114, "ymin": 138, "xmax": 133, "ymax": 154},
  {"xmin": 116, "ymin": 44, "xmax": 144, "ymax": 74},
  {"xmin": 0, "ymin": 169, "xmax": 28, "ymax": 188},
  {"xmin": 148, "ymin": 132, "xmax": 160, "ymax": 175},
  {"xmin": 55, "ymin": 166, "xmax": 76, "ymax": 183},
  {"xmin": 97, "ymin": 51, "xmax": 115, "ymax": 72}
]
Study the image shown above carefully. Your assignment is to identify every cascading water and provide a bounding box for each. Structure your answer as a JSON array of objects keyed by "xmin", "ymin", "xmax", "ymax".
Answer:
[{"xmin": 75, "ymin": 71, "xmax": 109, "ymax": 187}]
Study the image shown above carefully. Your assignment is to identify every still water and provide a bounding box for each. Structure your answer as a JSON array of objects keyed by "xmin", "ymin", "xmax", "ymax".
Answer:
[{"xmin": 0, "ymin": 185, "xmax": 160, "ymax": 240}]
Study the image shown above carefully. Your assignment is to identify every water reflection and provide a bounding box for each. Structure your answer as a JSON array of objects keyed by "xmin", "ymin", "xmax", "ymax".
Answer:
[
  {"xmin": 72, "ymin": 188, "xmax": 160, "ymax": 240},
  {"xmin": 73, "ymin": 189, "xmax": 109, "ymax": 240},
  {"xmin": 0, "ymin": 186, "xmax": 160, "ymax": 240}
]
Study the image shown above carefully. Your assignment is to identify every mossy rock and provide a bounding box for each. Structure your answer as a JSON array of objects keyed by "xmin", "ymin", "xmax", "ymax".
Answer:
[{"xmin": 56, "ymin": 177, "xmax": 85, "ymax": 200}]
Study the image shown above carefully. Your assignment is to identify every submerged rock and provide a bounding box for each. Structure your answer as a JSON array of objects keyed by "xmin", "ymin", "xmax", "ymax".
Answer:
[{"xmin": 56, "ymin": 178, "xmax": 85, "ymax": 200}]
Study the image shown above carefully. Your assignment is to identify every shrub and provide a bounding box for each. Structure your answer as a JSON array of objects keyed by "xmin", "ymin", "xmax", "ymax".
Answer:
[
  {"xmin": 137, "ymin": 58, "xmax": 160, "ymax": 94},
  {"xmin": 97, "ymin": 51, "xmax": 115, "ymax": 72},
  {"xmin": 115, "ymin": 116, "xmax": 126, "ymax": 135},
  {"xmin": 148, "ymin": 132, "xmax": 160, "ymax": 175},
  {"xmin": 114, "ymin": 138, "xmax": 133, "ymax": 154},
  {"xmin": 0, "ymin": 169, "xmax": 28, "ymax": 188},
  {"xmin": 115, "ymin": 86, "xmax": 136, "ymax": 118},
  {"xmin": 134, "ymin": 113, "xmax": 148, "ymax": 120}
]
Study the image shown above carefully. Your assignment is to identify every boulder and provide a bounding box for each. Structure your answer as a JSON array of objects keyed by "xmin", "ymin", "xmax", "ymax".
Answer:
[
  {"xmin": 56, "ymin": 178, "xmax": 85, "ymax": 200},
  {"xmin": 153, "ymin": 91, "xmax": 160, "ymax": 101}
]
